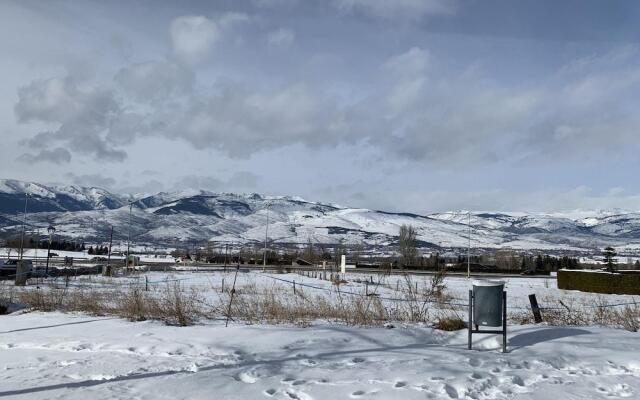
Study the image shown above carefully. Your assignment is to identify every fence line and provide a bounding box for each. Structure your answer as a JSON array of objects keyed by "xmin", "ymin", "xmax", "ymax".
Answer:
[{"xmin": 6, "ymin": 268, "xmax": 639, "ymax": 312}]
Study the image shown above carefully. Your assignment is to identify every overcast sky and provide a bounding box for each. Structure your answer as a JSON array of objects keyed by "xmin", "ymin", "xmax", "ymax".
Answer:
[{"xmin": 1, "ymin": 0, "xmax": 640, "ymax": 214}]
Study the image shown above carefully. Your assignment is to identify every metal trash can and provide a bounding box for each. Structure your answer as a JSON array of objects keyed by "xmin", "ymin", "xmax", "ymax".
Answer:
[
  {"xmin": 468, "ymin": 280, "xmax": 507, "ymax": 353},
  {"xmin": 473, "ymin": 280, "xmax": 504, "ymax": 327}
]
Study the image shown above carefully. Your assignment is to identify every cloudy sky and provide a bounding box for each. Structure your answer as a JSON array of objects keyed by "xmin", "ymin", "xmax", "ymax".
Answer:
[{"xmin": 1, "ymin": 0, "xmax": 640, "ymax": 213}]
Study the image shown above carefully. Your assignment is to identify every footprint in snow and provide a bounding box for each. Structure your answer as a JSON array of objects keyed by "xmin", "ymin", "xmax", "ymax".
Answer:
[
  {"xmin": 264, "ymin": 388, "xmax": 277, "ymax": 397},
  {"xmin": 443, "ymin": 384, "xmax": 459, "ymax": 399},
  {"xmin": 285, "ymin": 390, "xmax": 312, "ymax": 400},
  {"xmin": 468, "ymin": 358, "xmax": 481, "ymax": 367},
  {"xmin": 599, "ymin": 383, "xmax": 634, "ymax": 398},
  {"xmin": 510, "ymin": 375, "xmax": 525, "ymax": 387},
  {"xmin": 235, "ymin": 371, "xmax": 258, "ymax": 383}
]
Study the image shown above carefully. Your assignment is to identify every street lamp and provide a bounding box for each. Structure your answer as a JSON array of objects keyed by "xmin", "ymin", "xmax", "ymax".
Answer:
[{"xmin": 46, "ymin": 225, "xmax": 56, "ymax": 275}]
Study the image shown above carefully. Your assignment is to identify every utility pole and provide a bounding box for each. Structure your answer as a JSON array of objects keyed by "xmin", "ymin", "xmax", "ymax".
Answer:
[
  {"xmin": 46, "ymin": 225, "xmax": 55, "ymax": 275},
  {"xmin": 263, "ymin": 204, "xmax": 270, "ymax": 271},
  {"xmin": 467, "ymin": 211, "xmax": 471, "ymax": 279},
  {"xmin": 126, "ymin": 201, "xmax": 133, "ymax": 274},
  {"xmin": 34, "ymin": 228, "xmax": 39, "ymax": 266},
  {"xmin": 18, "ymin": 193, "xmax": 29, "ymax": 261},
  {"xmin": 107, "ymin": 225, "xmax": 113, "ymax": 274}
]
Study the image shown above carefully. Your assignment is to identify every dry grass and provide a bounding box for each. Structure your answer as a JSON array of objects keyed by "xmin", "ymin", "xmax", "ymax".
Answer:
[
  {"xmin": 17, "ymin": 287, "xmax": 109, "ymax": 315},
  {"xmin": 4, "ymin": 274, "xmax": 640, "ymax": 331},
  {"xmin": 434, "ymin": 316, "xmax": 466, "ymax": 331},
  {"xmin": 9, "ymin": 281, "xmax": 203, "ymax": 326},
  {"xmin": 509, "ymin": 295, "xmax": 640, "ymax": 332}
]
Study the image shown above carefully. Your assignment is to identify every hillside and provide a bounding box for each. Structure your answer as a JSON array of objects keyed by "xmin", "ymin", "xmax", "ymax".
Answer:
[{"xmin": 1, "ymin": 179, "xmax": 639, "ymax": 253}]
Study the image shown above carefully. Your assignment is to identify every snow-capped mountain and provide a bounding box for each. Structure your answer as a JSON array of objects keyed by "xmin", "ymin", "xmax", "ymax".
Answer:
[
  {"xmin": 1, "ymin": 179, "xmax": 640, "ymax": 254},
  {"xmin": 0, "ymin": 179, "xmax": 126, "ymax": 213}
]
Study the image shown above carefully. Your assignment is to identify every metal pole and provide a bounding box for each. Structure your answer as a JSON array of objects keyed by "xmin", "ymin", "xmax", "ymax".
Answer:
[
  {"xmin": 18, "ymin": 194, "xmax": 29, "ymax": 261},
  {"xmin": 126, "ymin": 202, "xmax": 132, "ymax": 274},
  {"xmin": 467, "ymin": 211, "xmax": 471, "ymax": 279},
  {"xmin": 263, "ymin": 205, "xmax": 269, "ymax": 271},
  {"xmin": 502, "ymin": 291, "xmax": 507, "ymax": 353},
  {"xmin": 46, "ymin": 231, "xmax": 53, "ymax": 275},
  {"xmin": 34, "ymin": 228, "xmax": 39, "ymax": 266},
  {"xmin": 107, "ymin": 225, "xmax": 113, "ymax": 276},
  {"xmin": 468, "ymin": 290, "xmax": 473, "ymax": 350}
]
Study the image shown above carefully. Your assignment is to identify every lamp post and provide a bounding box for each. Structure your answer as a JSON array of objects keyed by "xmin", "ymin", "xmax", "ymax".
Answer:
[
  {"xmin": 18, "ymin": 193, "xmax": 29, "ymax": 261},
  {"xmin": 46, "ymin": 225, "xmax": 55, "ymax": 276}
]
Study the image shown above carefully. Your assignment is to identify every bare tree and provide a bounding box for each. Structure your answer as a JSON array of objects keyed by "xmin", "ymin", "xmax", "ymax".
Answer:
[
  {"xmin": 302, "ymin": 238, "xmax": 316, "ymax": 263},
  {"xmin": 398, "ymin": 224, "xmax": 418, "ymax": 268}
]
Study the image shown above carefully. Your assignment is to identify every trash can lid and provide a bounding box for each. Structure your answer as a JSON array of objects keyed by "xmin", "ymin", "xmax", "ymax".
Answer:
[{"xmin": 472, "ymin": 279, "xmax": 505, "ymax": 287}]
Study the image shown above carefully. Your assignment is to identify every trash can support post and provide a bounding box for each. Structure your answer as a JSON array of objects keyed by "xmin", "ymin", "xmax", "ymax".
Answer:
[
  {"xmin": 468, "ymin": 289, "xmax": 473, "ymax": 350},
  {"xmin": 502, "ymin": 290, "xmax": 507, "ymax": 353}
]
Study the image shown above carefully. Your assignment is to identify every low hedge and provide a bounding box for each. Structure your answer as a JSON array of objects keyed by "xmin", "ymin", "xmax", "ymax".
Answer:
[{"xmin": 557, "ymin": 269, "xmax": 640, "ymax": 295}]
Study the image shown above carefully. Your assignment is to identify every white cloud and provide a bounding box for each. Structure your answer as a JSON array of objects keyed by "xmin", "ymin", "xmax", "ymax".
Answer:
[
  {"xmin": 172, "ymin": 171, "xmax": 260, "ymax": 192},
  {"xmin": 335, "ymin": 0, "xmax": 456, "ymax": 21},
  {"xmin": 17, "ymin": 148, "xmax": 71, "ymax": 164},
  {"xmin": 66, "ymin": 173, "xmax": 117, "ymax": 188},
  {"xmin": 14, "ymin": 77, "xmax": 126, "ymax": 162},
  {"xmin": 114, "ymin": 60, "xmax": 193, "ymax": 102},
  {"xmin": 252, "ymin": 0, "xmax": 298, "ymax": 8},
  {"xmin": 151, "ymin": 82, "xmax": 351, "ymax": 156},
  {"xmin": 267, "ymin": 28, "xmax": 295, "ymax": 48},
  {"xmin": 382, "ymin": 47, "xmax": 429, "ymax": 77},
  {"xmin": 169, "ymin": 13, "xmax": 250, "ymax": 65},
  {"xmin": 170, "ymin": 16, "xmax": 218, "ymax": 65}
]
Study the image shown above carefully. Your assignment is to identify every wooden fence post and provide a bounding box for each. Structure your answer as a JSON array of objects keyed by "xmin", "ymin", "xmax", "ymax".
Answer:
[{"xmin": 528, "ymin": 294, "xmax": 543, "ymax": 323}]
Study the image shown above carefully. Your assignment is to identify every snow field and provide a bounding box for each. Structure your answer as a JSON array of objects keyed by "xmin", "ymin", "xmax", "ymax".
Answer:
[
  {"xmin": 0, "ymin": 312, "xmax": 639, "ymax": 399},
  {"xmin": 1, "ymin": 271, "xmax": 640, "ymax": 399}
]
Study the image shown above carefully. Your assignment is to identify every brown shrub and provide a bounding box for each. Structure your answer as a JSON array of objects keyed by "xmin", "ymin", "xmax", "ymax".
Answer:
[{"xmin": 435, "ymin": 316, "xmax": 466, "ymax": 331}]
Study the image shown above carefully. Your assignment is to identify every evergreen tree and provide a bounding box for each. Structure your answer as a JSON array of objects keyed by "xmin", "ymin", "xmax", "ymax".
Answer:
[
  {"xmin": 602, "ymin": 246, "xmax": 617, "ymax": 272},
  {"xmin": 534, "ymin": 255, "xmax": 543, "ymax": 271}
]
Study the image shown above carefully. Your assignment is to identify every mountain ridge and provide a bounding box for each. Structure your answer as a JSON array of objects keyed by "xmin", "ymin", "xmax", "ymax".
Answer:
[{"xmin": 1, "ymin": 179, "xmax": 640, "ymax": 254}]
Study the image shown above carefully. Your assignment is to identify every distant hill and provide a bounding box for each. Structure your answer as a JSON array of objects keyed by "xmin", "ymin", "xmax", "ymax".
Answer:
[{"xmin": 1, "ymin": 179, "xmax": 639, "ymax": 254}]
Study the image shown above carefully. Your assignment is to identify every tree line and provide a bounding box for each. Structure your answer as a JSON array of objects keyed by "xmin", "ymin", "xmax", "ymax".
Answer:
[{"xmin": 3, "ymin": 236, "xmax": 87, "ymax": 252}]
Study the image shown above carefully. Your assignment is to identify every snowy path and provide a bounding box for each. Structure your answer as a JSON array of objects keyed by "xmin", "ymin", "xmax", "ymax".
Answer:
[{"xmin": 0, "ymin": 313, "xmax": 639, "ymax": 399}]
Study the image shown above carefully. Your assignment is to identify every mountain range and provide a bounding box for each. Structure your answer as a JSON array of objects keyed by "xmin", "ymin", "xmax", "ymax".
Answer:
[{"xmin": 1, "ymin": 179, "xmax": 639, "ymax": 255}]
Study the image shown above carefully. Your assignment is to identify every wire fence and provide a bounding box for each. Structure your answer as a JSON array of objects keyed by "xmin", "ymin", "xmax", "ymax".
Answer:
[{"xmin": 3, "ymin": 267, "xmax": 639, "ymax": 313}]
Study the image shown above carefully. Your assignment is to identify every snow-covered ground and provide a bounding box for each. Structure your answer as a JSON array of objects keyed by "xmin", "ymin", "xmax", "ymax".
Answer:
[
  {"xmin": 8, "ymin": 269, "xmax": 637, "ymax": 317},
  {"xmin": 0, "ymin": 312, "xmax": 638, "ymax": 399},
  {"xmin": 129, "ymin": 269, "xmax": 639, "ymax": 313},
  {"xmin": 1, "ymin": 271, "xmax": 639, "ymax": 399}
]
